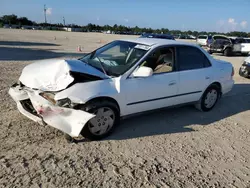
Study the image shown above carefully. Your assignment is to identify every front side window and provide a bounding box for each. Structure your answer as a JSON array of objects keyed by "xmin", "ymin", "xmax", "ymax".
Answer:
[
  {"xmin": 176, "ymin": 46, "xmax": 211, "ymax": 71},
  {"xmin": 79, "ymin": 40, "xmax": 149, "ymax": 77},
  {"xmin": 140, "ymin": 47, "xmax": 174, "ymax": 74}
]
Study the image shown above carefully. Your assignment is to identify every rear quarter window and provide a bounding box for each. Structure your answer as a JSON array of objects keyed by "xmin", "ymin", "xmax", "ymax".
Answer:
[{"xmin": 176, "ymin": 46, "xmax": 211, "ymax": 71}]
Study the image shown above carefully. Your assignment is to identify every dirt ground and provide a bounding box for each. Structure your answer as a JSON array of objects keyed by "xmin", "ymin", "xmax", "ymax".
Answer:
[{"xmin": 0, "ymin": 29, "xmax": 250, "ymax": 188}]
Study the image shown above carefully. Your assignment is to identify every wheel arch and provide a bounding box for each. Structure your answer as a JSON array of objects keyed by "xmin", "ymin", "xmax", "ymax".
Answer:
[
  {"xmin": 83, "ymin": 96, "xmax": 120, "ymax": 112},
  {"xmin": 206, "ymin": 82, "xmax": 222, "ymax": 96},
  {"xmin": 223, "ymin": 46, "xmax": 232, "ymax": 52}
]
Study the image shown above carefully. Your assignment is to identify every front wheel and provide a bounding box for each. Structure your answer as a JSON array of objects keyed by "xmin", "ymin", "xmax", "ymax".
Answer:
[
  {"xmin": 195, "ymin": 85, "xmax": 220, "ymax": 112},
  {"xmin": 239, "ymin": 66, "xmax": 249, "ymax": 78},
  {"xmin": 80, "ymin": 100, "xmax": 120, "ymax": 141}
]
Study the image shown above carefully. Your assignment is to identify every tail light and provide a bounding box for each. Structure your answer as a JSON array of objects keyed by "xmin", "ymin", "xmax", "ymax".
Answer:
[{"xmin": 231, "ymin": 67, "xmax": 234, "ymax": 77}]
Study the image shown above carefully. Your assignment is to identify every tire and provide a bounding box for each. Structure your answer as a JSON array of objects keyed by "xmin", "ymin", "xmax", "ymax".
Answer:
[
  {"xmin": 79, "ymin": 100, "xmax": 120, "ymax": 141},
  {"xmin": 195, "ymin": 85, "xmax": 221, "ymax": 112},
  {"xmin": 241, "ymin": 53, "xmax": 249, "ymax": 57},
  {"xmin": 223, "ymin": 48, "xmax": 232, "ymax": 56},
  {"xmin": 239, "ymin": 67, "xmax": 249, "ymax": 78}
]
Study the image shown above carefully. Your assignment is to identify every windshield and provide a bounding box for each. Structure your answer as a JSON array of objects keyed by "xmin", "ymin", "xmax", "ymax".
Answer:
[{"xmin": 79, "ymin": 40, "xmax": 149, "ymax": 77}]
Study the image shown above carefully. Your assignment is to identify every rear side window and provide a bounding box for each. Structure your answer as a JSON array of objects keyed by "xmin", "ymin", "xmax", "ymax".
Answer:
[
  {"xmin": 176, "ymin": 46, "xmax": 211, "ymax": 71},
  {"xmin": 234, "ymin": 38, "xmax": 246, "ymax": 44},
  {"xmin": 198, "ymin": 35, "xmax": 207, "ymax": 39}
]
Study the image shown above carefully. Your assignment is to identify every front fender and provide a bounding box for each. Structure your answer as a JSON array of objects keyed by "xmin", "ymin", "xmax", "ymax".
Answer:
[{"xmin": 54, "ymin": 79, "xmax": 120, "ymax": 104}]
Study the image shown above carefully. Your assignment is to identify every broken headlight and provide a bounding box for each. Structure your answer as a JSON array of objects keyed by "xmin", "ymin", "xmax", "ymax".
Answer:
[
  {"xmin": 39, "ymin": 92, "xmax": 56, "ymax": 105},
  {"xmin": 55, "ymin": 98, "xmax": 72, "ymax": 107}
]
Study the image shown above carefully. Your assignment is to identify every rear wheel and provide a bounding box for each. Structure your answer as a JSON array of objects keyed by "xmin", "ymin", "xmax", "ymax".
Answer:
[
  {"xmin": 195, "ymin": 85, "xmax": 220, "ymax": 112},
  {"xmin": 80, "ymin": 100, "xmax": 120, "ymax": 140},
  {"xmin": 223, "ymin": 48, "xmax": 232, "ymax": 56}
]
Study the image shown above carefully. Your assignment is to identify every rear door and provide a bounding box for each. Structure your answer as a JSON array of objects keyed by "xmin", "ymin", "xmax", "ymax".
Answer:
[{"xmin": 175, "ymin": 46, "xmax": 213, "ymax": 104}]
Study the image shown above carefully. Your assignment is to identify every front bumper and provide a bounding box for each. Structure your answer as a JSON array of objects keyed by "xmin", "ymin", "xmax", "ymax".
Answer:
[{"xmin": 8, "ymin": 84, "xmax": 95, "ymax": 137}]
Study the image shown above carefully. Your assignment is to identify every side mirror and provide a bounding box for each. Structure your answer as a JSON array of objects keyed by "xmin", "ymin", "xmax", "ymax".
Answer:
[{"xmin": 132, "ymin": 66, "xmax": 153, "ymax": 77}]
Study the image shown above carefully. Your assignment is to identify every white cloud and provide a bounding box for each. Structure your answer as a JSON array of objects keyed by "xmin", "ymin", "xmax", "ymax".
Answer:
[
  {"xmin": 228, "ymin": 18, "xmax": 237, "ymax": 31},
  {"xmin": 216, "ymin": 18, "xmax": 246, "ymax": 32},
  {"xmin": 46, "ymin": 8, "xmax": 52, "ymax": 15},
  {"xmin": 228, "ymin": 18, "xmax": 236, "ymax": 24},
  {"xmin": 124, "ymin": 18, "xmax": 129, "ymax": 22},
  {"xmin": 96, "ymin": 17, "xmax": 100, "ymax": 21},
  {"xmin": 240, "ymin": 21, "xmax": 247, "ymax": 29}
]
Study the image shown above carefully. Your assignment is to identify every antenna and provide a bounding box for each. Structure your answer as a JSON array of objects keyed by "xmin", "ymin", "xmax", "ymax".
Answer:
[{"xmin": 44, "ymin": 4, "xmax": 47, "ymax": 24}]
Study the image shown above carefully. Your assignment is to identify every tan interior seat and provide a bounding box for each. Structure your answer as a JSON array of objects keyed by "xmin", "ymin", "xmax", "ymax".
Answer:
[{"xmin": 154, "ymin": 53, "xmax": 173, "ymax": 73}]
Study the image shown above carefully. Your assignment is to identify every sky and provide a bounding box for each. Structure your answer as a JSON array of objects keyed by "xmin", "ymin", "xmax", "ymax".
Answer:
[{"xmin": 1, "ymin": 0, "xmax": 250, "ymax": 32}]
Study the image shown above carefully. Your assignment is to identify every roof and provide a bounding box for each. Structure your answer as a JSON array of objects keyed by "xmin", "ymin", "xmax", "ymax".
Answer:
[{"xmin": 119, "ymin": 37, "xmax": 196, "ymax": 47}]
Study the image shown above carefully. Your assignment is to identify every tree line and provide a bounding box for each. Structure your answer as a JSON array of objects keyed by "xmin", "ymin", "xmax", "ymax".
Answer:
[{"xmin": 1, "ymin": 14, "xmax": 250, "ymax": 37}]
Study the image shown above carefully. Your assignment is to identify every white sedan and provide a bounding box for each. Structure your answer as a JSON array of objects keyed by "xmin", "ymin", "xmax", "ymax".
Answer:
[{"xmin": 9, "ymin": 38, "xmax": 234, "ymax": 141}]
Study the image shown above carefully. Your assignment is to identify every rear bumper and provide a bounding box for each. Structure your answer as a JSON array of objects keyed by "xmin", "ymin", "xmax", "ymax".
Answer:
[
  {"xmin": 221, "ymin": 79, "xmax": 234, "ymax": 95},
  {"xmin": 9, "ymin": 84, "xmax": 95, "ymax": 137}
]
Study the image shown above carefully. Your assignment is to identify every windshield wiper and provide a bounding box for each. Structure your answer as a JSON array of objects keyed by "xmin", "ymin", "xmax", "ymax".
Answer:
[
  {"xmin": 95, "ymin": 56, "xmax": 108, "ymax": 76},
  {"xmin": 89, "ymin": 50, "xmax": 108, "ymax": 76},
  {"xmin": 80, "ymin": 50, "xmax": 110, "ymax": 76}
]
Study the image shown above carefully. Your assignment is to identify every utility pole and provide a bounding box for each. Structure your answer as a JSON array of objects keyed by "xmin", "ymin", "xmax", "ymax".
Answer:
[
  {"xmin": 44, "ymin": 4, "xmax": 47, "ymax": 24},
  {"xmin": 63, "ymin": 16, "xmax": 65, "ymax": 26}
]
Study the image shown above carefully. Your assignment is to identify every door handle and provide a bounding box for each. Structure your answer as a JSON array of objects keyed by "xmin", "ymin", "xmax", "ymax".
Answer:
[
  {"xmin": 169, "ymin": 81, "xmax": 176, "ymax": 86},
  {"xmin": 205, "ymin": 76, "xmax": 210, "ymax": 80}
]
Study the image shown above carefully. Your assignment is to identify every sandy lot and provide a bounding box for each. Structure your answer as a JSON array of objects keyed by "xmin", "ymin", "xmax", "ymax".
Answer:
[{"xmin": 0, "ymin": 29, "xmax": 250, "ymax": 188}]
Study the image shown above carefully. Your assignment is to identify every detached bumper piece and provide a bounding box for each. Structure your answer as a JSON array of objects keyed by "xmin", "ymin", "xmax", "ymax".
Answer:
[{"xmin": 8, "ymin": 83, "xmax": 95, "ymax": 137}]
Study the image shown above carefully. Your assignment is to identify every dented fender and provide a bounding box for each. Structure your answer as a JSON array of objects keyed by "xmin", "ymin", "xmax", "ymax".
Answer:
[{"xmin": 54, "ymin": 77, "xmax": 121, "ymax": 104}]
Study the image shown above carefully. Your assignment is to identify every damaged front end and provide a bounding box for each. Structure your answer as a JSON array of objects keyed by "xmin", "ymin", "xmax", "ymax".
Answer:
[
  {"xmin": 8, "ymin": 58, "xmax": 111, "ymax": 138},
  {"xmin": 8, "ymin": 82, "xmax": 95, "ymax": 137}
]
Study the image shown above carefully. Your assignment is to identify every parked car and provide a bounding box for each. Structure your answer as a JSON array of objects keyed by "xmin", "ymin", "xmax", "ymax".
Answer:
[
  {"xmin": 244, "ymin": 38, "xmax": 250, "ymax": 43},
  {"xmin": 196, "ymin": 35, "xmax": 213, "ymax": 46},
  {"xmin": 140, "ymin": 33, "xmax": 175, "ymax": 40},
  {"xmin": 9, "ymin": 38, "xmax": 234, "ymax": 141},
  {"xmin": 208, "ymin": 35, "xmax": 250, "ymax": 56},
  {"xmin": 239, "ymin": 56, "xmax": 250, "ymax": 78}
]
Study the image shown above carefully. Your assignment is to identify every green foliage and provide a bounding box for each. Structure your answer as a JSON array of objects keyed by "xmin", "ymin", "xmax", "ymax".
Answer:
[{"xmin": 0, "ymin": 14, "xmax": 249, "ymax": 38}]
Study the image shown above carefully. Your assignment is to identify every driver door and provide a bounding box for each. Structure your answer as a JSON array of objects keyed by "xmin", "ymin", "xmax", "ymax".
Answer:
[{"xmin": 120, "ymin": 46, "xmax": 179, "ymax": 116}]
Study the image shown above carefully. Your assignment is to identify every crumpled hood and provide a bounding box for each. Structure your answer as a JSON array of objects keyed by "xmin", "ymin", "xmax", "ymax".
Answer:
[{"xmin": 19, "ymin": 58, "xmax": 108, "ymax": 91}]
